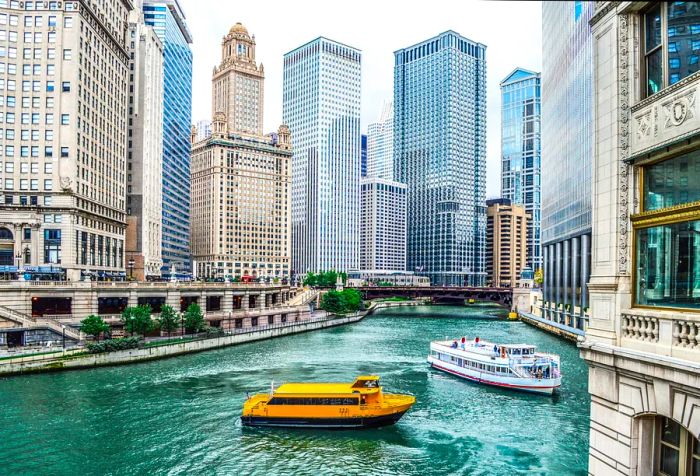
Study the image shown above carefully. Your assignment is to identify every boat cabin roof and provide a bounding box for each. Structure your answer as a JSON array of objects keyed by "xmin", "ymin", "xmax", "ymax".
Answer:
[{"xmin": 275, "ymin": 376, "xmax": 381, "ymax": 395}]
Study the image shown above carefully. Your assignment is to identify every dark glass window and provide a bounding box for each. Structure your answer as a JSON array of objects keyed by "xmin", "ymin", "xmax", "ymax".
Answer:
[
  {"xmin": 644, "ymin": 151, "xmax": 700, "ymax": 211},
  {"xmin": 668, "ymin": 2, "xmax": 700, "ymax": 85},
  {"xmin": 636, "ymin": 220, "xmax": 700, "ymax": 309}
]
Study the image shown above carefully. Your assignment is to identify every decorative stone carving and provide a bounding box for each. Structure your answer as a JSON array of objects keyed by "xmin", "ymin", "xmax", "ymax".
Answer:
[
  {"xmin": 662, "ymin": 88, "xmax": 696, "ymax": 128},
  {"xmin": 617, "ymin": 13, "xmax": 630, "ymax": 275},
  {"xmin": 60, "ymin": 176, "xmax": 72, "ymax": 191}
]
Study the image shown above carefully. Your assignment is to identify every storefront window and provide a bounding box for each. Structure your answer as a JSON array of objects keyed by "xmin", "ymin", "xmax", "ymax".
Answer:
[
  {"xmin": 644, "ymin": 151, "xmax": 700, "ymax": 211},
  {"xmin": 636, "ymin": 221, "xmax": 700, "ymax": 309}
]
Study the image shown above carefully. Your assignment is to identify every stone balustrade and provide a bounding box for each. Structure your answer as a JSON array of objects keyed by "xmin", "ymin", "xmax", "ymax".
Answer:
[{"xmin": 620, "ymin": 309, "xmax": 700, "ymax": 359}]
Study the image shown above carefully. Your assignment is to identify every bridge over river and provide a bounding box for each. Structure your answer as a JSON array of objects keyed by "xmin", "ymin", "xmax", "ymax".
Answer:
[{"xmin": 356, "ymin": 286, "xmax": 514, "ymax": 308}]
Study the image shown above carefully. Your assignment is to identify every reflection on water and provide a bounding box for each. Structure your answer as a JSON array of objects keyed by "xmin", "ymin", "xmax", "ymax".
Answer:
[{"xmin": 0, "ymin": 305, "xmax": 589, "ymax": 475}]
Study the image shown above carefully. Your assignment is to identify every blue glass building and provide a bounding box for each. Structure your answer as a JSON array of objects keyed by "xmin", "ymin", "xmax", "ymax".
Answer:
[
  {"xmin": 283, "ymin": 38, "xmax": 362, "ymax": 274},
  {"xmin": 500, "ymin": 68, "xmax": 542, "ymax": 273},
  {"xmin": 143, "ymin": 0, "xmax": 193, "ymax": 276},
  {"xmin": 394, "ymin": 31, "xmax": 487, "ymax": 286},
  {"xmin": 541, "ymin": 1, "xmax": 594, "ymax": 329}
]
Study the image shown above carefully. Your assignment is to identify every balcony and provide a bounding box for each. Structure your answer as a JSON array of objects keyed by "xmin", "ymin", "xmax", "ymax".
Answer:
[
  {"xmin": 621, "ymin": 309, "xmax": 700, "ymax": 361},
  {"xmin": 630, "ymin": 71, "xmax": 700, "ymax": 159}
]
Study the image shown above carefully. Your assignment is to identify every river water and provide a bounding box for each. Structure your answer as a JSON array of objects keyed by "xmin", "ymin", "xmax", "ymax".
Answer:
[{"xmin": 0, "ymin": 305, "xmax": 590, "ymax": 475}]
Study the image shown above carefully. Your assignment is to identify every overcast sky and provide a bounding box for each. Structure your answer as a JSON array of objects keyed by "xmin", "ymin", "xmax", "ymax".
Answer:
[{"xmin": 179, "ymin": 0, "xmax": 542, "ymax": 197}]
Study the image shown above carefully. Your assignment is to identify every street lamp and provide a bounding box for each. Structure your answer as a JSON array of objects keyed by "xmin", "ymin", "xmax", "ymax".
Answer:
[
  {"xmin": 228, "ymin": 311, "xmax": 232, "ymax": 335},
  {"xmin": 61, "ymin": 324, "xmax": 66, "ymax": 350},
  {"xmin": 128, "ymin": 258, "xmax": 135, "ymax": 281},
  {"xmin": 15, "ymin": 251, "xmax": 24, "ymax": 282}
]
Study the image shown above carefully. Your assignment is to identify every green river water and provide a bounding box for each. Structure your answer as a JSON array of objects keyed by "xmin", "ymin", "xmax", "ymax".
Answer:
[{"xmin": 0, "ymin": 305, "xmax": 590, "ymax": 475}]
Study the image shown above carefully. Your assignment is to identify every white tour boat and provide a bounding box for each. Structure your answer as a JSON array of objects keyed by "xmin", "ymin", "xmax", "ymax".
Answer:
[{"xmin": 427, "ymin": 337, "xmax": 562, "ymax": 395}]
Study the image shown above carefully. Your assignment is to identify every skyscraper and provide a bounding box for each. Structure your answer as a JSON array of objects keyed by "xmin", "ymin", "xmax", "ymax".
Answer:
[
  {"xmin": 485, "ymin": 199, "xmax": 528, "ymax": 288},
  {"xmin": 283, "ymin": 37, "xmax": 361, "ymax": 275},
  {"xmin": 394, "ymin": 31, "xmax": 487, "ymax": 286},
  {"xmin": 367, "ymin": 101, "xmax": 394, "ymax": 181},
  {"xmin": 142, "ymin": 0, "xmax": 193, "ymax": 277},
  {"xmin": 191, "ymin": 23, "xmax": 291, "ymax": 282},
  {"xmin": 212, "ymin": 22, "xmax": 264, "ymax": 136},
  {"xmin": 126, "ymin": 7, "xmax": 164, "ymax": 281},
  {"xmin": 360, "ymin": 178, "xmax": 407, "ymax": 272},
  {"xmin": 541, "ymin": 1, "xmax": 593, "ymax": 329},
  {"xmin": 0, "ymin": 1, "xmax": 132, "ymax": 282},
  {"xmin": 361, "ymin": 134, "xmax": 367, "ymax": 178},
  {"xmin": 500, "ymin": 68, "xmax": 541, "ymax": 273}
]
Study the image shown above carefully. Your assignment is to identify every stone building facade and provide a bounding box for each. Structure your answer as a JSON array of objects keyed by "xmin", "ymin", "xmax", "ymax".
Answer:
[
  {"xmin": 583, "ymin": 2, "xmax": 700, "ymax": 474},
  {"xmin": 0, "ymin": 1, "xmax": 132, "ymax": 282},
  {"xmin": 191, "ymin": 23, "xmax": 291, "ymax": 282},
  {"xmin": 485, "ymin": 198, "xmax": 528, "ymax": 288},
  {"xmin": 126, "ymin": 6, "xmax": 164, "ymax": 281}
]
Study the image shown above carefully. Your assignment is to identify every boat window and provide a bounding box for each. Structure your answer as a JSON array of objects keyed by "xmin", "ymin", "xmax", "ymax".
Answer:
[
  {"xmin": 268, "ymin": 397, "xmax": 359, "ymax": 405},
  {"xmin": 352, "ymin": 379, "xmax": 379, "ymax": 388}
]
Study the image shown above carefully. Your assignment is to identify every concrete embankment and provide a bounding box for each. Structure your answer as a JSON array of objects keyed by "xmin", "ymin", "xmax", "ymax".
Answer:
[
  {"xmin": 0, "ymin": 314, "xmax": 364, "ymax": 377},
  {"xmin": 517, "ymin": 311, "xmax": 584, "ymax": 343}
]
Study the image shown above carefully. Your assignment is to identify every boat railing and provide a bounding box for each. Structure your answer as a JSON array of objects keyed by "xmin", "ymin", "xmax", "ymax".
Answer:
[{"xmin": 510, "ymin": 364, "xmax": 534, "ymax": 379}]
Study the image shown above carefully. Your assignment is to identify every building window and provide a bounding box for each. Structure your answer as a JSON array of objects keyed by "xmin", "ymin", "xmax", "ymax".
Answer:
[
  {"xmin": 634, "ymin": 151, "xmax": 700, "ymax": 310},
  {"xmin": 44, "ymin": 228, "xmax": 61, "ymax": 264},
  {"xmin": 656, "ymin": 417, "xmax": 700, "ymax": 476},
  {"xmin": 643, "ymin": 2, "xmax": 700, "ymax": 98}
]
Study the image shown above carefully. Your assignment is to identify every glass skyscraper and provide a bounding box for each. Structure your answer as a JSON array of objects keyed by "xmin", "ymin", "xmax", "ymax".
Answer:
[
  {"xmin": 361, "ymin": 134, "xmax": 368, "ymax": 178},
  {"xmin": 541, "ymin": 1, "xmax": 594, "ymax": 329},
  {"xmin": 283, "ymin": 38, "xmax": 362, "ymax": 274},
  {"xmin": 500, "ymin": 68, "xmax": 542, "ymax": 272},
  {"xmin": 394, "ymin": 31, "xmax": 487, "ymax": 286},
  {"xmin": 143, "ymin": 0, "xmax": 193, "ymax": 276},
  {"xmin": 367, "ymin": 101, "xmax": 394, "ymax": 181}
]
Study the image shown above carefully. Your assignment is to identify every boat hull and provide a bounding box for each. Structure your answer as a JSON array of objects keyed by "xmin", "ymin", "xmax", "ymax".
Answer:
[
  {"xmin": 241, "ymin": 410, "xmax": 407, "ymax": 429},
  {"xmin": 428, "ymin": 358, "xmax": 560, "ymax": 395}
]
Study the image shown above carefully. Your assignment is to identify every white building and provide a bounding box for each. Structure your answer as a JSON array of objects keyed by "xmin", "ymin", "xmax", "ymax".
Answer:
[
  {"xmin": 0, "ymin": 1, "xmax": 131, "ymax": 282},
  {"xmin": 367, "ymin": 101, "xmax": 394, "ymax": 180},
  {"xmin": 193, "ymin": 120, "xmax": 211, "ymax": 142},
  {"xmin": 126, "ymin": 7, "xmax": 164, "ymax": 280},
  {"xmin": 360, "ymin": 178, "xmax": 406, "ymax": 273},
  {"xmin": 583, "ymin": 2, "xmax": 700, "ymax": 474},
  {"xmin": 283, "ymin": 37, "xmax": 361, "ymax": 274}
]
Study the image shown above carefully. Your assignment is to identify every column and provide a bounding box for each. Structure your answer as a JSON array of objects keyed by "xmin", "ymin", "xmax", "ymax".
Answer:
[
  {"xmin": 571, "ymin": 236, "xmax": 580, "ymax": 330},
  {"xmin": 581, "ymin": 233, "xmax": 590, "ymax": 318},
  {"xmin": 563, "ymin": 239, "xmax": 570, "ymax": 327},
  {"xmin": 545, "ymin": 245, "xmax": 552, "ymax": 320},
  {"xmin": 223, "ymin": 289, "xmax": 233, "ymax": 313},
  {"xmin": 542, "ymin": 246, "xmax": 549, "ymax": 317},
  {"xmin": 555, "ymin": 241, "xmax": 562, "ymax": 323}
]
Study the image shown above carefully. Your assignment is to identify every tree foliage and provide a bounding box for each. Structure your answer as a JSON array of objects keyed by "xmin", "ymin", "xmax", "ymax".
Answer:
[
  {"xmin": 321, "ymin": 288, "xmax": 362, "ymax": 314},
  {"xmin": 121, "ymin": 305, "xmax": 154, "ymax": 337},
  {"xmin": 534, "ymin": 268, "xmax": 544, "ymax": 286},
  {"xmin": 80, "ymin": 314, "xmax": 110, "ymax": 340},
  {"xmin": 86, "ymin": 337, "xmax": 140, "ymax": 354},
  {"xmin": 183, "ymin": 303, "xmax": 206, "ymax": 334},
  {"xmin": 303, "ymin": 270, "xmax": 348, "ymax": 287},
  {"xmin": 158, "ymin": 304, "xmax": 180, "ymax": 336}
]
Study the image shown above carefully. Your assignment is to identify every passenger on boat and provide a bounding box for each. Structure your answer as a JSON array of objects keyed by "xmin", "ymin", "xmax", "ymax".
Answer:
[
  {"xmin": 492, "ymin": 344, "xmax": 498, "ymax": 354},
  {"xmin": 451, "ymin": 341, "xmax": 458, "ymax": 349},
  {"xmin": 461, "ymin": 337, "xmax": 466, "ymax": 350}
]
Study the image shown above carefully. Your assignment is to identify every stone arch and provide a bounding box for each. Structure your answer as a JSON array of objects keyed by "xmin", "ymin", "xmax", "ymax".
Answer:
[{"xmin": 0, "ymin": 227, "xmax": 13, "ymax": 240}]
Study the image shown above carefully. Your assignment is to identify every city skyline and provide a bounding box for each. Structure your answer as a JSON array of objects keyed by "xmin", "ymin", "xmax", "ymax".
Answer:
[{"xmin": 179, "ymin": 0, "xmax": 542, "ymax": 197}]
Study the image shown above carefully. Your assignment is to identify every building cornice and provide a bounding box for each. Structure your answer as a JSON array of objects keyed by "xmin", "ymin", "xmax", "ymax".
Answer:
[{"xmin": 630, "ymin": 200, "xmax": 700, "ymax": 227}]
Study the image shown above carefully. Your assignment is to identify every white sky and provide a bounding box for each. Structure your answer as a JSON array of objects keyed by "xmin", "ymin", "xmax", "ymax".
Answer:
[{"xmin": 179, "ymin": 0, "xmax": 542, "ymax": 197}]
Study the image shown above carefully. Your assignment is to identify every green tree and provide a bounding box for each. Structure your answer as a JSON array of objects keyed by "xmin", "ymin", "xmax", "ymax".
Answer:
[
  {"xmin": 303, "ymin": 272, "xmax": 317, "ymax": 286},
  {"xmin": 80, "ymin": 314, "xmax": 110, "ymax": 341},
  {"xmin": 342, "ymin": 289, "xmax": 362, "ymax": 312},
  {"xmin": 321, "ymin": 291, "xmax": 344, "ymax": 313},
  {"xmin": 183, "ymin": 303, "xmax": 206, "ymax": 334},
  {"xmin": 121, "ymin": 305, "xmax": 153, "ymax": 337},
  {"xmin": 158, "ymin": 304, "xmax": 180, "ymax": 337}
]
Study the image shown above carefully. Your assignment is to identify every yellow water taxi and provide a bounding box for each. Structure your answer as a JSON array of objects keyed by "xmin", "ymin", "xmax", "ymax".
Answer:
[{"xmin": 241, "ymin": 376, "xmax": 415, "ymax": 428}]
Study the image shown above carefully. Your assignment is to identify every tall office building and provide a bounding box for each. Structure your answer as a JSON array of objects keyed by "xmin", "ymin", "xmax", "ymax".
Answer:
[
  {"xmin": 367, "ymin": 101, "xmax": 394, "ymax": 180},
  {"xmin": 194, "ymin": 120, "xmax": 211, "ymax": 142},
  {"xmin": 360, "ymin": 178, "xmax": 406, "ymax": 272},
  {"xmin": 212, "ymin": 22, "xmax": 263, "ymax": 136},
  {"xmin": 394, "ymin": 31, "xmax": 487, "ymax": 286},
  {"xmin": 485, "ymin": 199, "xmax": 528, "ymax": 288},
  {"xmin": 0, "ymin": 1, "xmax": 131, "ymax": 282},
  {"xmin": 360, "ymin": 134, "xmax": 367, "ymax": 178},
  {"xmin": 283, "ymin": 37, "xmax": 361, "ymax": 274},
  {"xmin": 191, "ymin": 23, "xmax": 291, "ymax": 282},
  {"xmin": 541, "ymin": 1, "xmax": 593, "ymax": 329},
  {"xmin": 500, "ymin": 68, "xmax": 541, "ymax": 272},
  {"xmin": 126, "ymin": 7, "xmax": 164, "ymax": 281},
  {"xmin": 142, "ymin": 0, "xmax": 193, "ymax": 276}
]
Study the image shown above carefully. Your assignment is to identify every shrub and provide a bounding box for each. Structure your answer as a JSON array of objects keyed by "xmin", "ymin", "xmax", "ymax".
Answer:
[
  {"xmin": 80, "ymin": 315, "xmax": 110, "ymax": 340},
  {"xmin": 86, "ymin": 337, "xmax": 140, "ymax": 354}
]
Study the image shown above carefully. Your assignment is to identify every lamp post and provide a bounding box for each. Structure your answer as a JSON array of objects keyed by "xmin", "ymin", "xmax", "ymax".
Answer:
[
  {"xmin": 228, "ymin": 311, "xmax": 232, "ymax": 335},
  {"xmin": 61, "ymin": 324, "xmax": 66, "ymax": 350},
  {"xmin": 128, "ymin": 258, "xmax": 135, "ymax": 281},
  {"xmin": 15, "ymin": 251, "xmax": 24, "ymax": 282}
]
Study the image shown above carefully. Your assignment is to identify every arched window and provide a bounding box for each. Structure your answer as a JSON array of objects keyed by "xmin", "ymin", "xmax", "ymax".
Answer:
[
  {"xmin": 0, "ymin": 228, "xmax": 13, "ymax": 240},
  {"xmin": 654, "ymin": 416, "xmax": 700, "ymax": 475}
]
